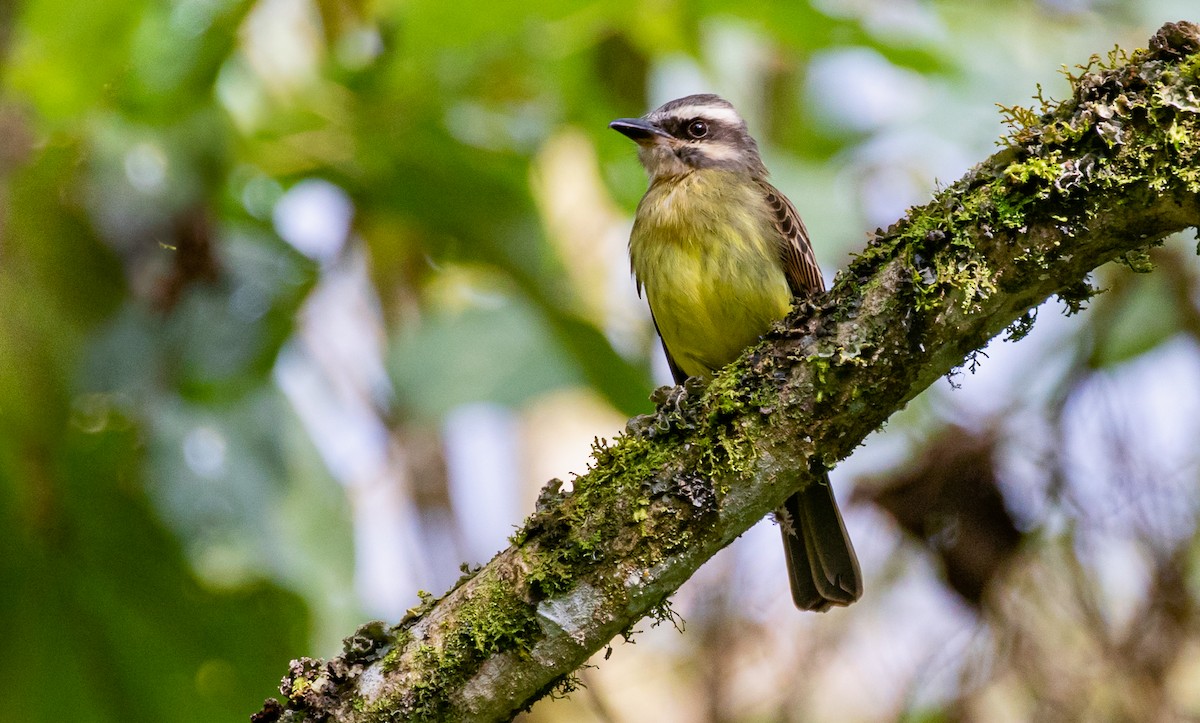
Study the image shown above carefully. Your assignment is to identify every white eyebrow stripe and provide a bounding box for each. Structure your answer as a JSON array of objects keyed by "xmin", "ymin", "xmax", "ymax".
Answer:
[
  {"xmin": 695, "ymin": 140, "xmax": 742, "ymax": 162},
  {"xmin": 655, "ymin": 104, "xmax": 744, "ymax": 125}
]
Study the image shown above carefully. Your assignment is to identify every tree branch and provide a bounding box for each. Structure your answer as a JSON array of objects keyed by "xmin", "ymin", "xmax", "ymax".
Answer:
[{"xmin": 255, "ymin": 21, "xmax": 1200, "ymax": 723}]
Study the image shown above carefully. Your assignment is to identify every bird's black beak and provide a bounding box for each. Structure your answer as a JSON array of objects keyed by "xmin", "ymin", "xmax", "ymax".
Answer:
[{"xmin": 609, "ymin": 117, "xmax": 671, "ymax": 142}]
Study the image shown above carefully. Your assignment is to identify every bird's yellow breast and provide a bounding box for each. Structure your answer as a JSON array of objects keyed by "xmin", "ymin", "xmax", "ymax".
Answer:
[{"xmin": 629, "ymin": 170, "xmax": 793, "ymax": 379}]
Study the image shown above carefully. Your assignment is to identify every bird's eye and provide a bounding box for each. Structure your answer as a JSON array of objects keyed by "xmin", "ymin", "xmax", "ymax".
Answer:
[{"xmin": 686, "ymin": 120, "xmax": 708, "ymax": 139}]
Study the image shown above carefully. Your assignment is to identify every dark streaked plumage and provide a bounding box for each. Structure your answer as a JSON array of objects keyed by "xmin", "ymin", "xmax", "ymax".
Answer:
[{"xmin": 611, "ymin": 93, "xmax": 862, "ymax": 612}]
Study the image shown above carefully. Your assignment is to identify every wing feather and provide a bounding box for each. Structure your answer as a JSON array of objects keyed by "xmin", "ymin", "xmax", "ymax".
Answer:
[{"xmin": 757, "ymin": 180, "xmax": 824, "ymax": 296}]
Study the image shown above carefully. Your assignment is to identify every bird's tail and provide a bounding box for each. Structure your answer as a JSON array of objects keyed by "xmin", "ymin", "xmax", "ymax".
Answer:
[{"xmin": 780, "ymin": 472, "xmax": 862, "ymax": 612}]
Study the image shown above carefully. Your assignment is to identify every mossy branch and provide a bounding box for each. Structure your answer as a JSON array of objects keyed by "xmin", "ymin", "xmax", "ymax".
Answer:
[{"xmin": 255, "ymin": 22, "xmax": 1200, "ymax": 723}]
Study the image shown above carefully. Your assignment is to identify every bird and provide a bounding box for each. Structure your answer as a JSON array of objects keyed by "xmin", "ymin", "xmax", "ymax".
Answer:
[{"xmin": 609, "ymin": 93, "xmax": 862, "ymax": 611}]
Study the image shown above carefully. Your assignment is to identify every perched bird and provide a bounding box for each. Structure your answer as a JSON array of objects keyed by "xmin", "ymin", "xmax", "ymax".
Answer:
[{"xmin": 610, "ymin": 94, "xmax": 862, "ymax": 611}]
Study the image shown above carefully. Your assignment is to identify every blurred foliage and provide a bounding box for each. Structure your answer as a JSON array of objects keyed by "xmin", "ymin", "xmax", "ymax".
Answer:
[{"xmin": 2, "ymin": 0, "xmax": 1199, "ymax": 720}]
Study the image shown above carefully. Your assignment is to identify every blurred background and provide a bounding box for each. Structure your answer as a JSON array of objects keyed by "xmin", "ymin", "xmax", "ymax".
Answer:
[{"xmin": 2, "ymin": 0, "xmax": 1199, "ymax": 721}]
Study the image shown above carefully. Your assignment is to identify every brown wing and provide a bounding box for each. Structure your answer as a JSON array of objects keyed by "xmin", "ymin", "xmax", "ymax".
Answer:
[{"xmin": 758, "ymin": 180, "xmax": 824, "ymax": 296}]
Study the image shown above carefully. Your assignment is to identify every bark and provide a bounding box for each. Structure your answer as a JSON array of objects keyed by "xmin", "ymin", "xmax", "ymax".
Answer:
[{"xmin": 254, "ymin": 21, "xmax": 1200, "ymax": 723}]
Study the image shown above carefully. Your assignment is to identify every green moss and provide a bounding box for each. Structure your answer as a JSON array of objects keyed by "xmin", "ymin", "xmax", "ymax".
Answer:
[
  {"xmin": 379, "ymin": 629, "xmax": 413, "ymax": 673},
  {"xmin": 363, "ymin": 581, "xmax": 544, "ymax": 723},
  {"xmin": 1004, "ymin": 155, "xmax": 1061, "ymax": 185},
  {"xmin": 288, "ymin": 676, "xmax": 311, "ymax": 698},
  {"xmin": 521, "ymin": 535, "xmax": 596, "ymax": 599},
  {"xmin": 836, "ymin": 32, "xmax": 1200, "ymax": 345},
  {"xmin": 501, "ymin": 374, "xmax": 760, "ymax": 610},
  {"xmin": 463, "ymin": 586, "xmax": 542, "ymax": 657}
]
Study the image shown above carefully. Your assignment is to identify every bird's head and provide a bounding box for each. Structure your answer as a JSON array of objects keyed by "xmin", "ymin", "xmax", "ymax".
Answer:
[{"xmin": 609, "ymin": 94, "xmax": 767, "ymax": 181}]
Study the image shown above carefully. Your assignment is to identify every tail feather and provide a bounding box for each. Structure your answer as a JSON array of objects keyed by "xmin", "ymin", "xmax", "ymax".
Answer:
[{"xmin": 781, "ymin": 472, "xmax": 862, "ymax": 612}]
